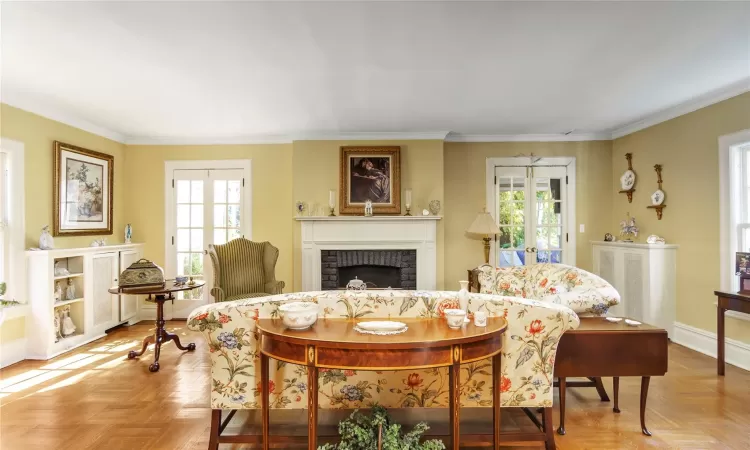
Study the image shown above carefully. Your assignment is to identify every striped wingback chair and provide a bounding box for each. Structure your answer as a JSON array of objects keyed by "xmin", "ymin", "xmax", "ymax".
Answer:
[{"xmin": 207, "ymin": 239, "xmax": 285, "ymax": 302}]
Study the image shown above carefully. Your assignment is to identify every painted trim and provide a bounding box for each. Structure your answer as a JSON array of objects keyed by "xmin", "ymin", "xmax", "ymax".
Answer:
[
  {"xmin": 1, "ymin": 94, "xmax": 126, "ymax": 143},
  {"xmin": 293, "ymin": 131, "xmax": 450, "ymax": 141},
  {"xmin": 612, "ymin": 77, "xmax": 750, "ymax": 139},
  {"xmin": 127, "ymin": 135, "xmax": 292, "ymax": 145},
  {"xmin": 446, "ymin": 133, "xmax": 610, "ymax": 142},
  {"xmin": 0, "ymin": 337, "xmax": 27, "ymax": 368},
  {"xmin": 672, "ymin": 321, "xmax": 750, "ymax": 372},
  {"xmin": 0, "ymin": 138, "xmax": 25, "ymax": 305}
]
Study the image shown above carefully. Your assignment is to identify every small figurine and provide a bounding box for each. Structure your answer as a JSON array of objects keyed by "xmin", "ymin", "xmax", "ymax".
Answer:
[
  {"xmin": 604, "ymin": 233, "xmax": 615, "ymax": 242},
  {"xmin": 39, "ymin": 225, "xmax": 54, "ymax": 250},
  {"xmin": 428, "ymin": 200, "xmax": 441, "ymax": 215},
  {"xmin": 125, "ymin": 224, "xmax": 133, "ymax": 244},
  {"xmin": 619, "ymin": 213, "xmax": 639, "ymax": 242},
  {"xmin": 61, "ymin": 306, "xmax": 76, "ymax": 336},
  {"xmin": 54, "ymin": 282, "xmax": 63, "ymax": 302},
  {"xmin": 65, "ymin": 278, "xmax": 76, "ymax": 300},
  {"xmin": 364, "ymin": 200, "xmax": 373, "ymax": 217},
  {"xmin": 54, "ymin": 310, "xmax": 62, "ymax": 342},
  {"xmin": 54, "ymin": 262, "xmax": 70, "ymax": 276},
  {"xmin": 646, "ymin": 234, "xmax": 666, "ymax": 244}
]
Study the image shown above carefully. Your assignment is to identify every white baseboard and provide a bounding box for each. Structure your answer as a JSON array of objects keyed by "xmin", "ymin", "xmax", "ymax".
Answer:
[
  {"xmin": 0, "ymin": 338, "xmax": 27, "ymax": 368},
  {"xmin": 672, "ymin": 322, "xmax": 750, "ymax": 372}
]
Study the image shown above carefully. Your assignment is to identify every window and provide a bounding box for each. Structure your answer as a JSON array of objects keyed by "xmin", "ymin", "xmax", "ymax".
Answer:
[
  {"xmin": 0, "ymin": 138, "xmax": 25, "ymax": 305},
  {"xmin": 721, "ymin": 130, "xmax": 750, "ymax": 293}
]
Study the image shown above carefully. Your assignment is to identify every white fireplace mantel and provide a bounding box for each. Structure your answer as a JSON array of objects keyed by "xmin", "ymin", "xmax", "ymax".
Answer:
[{"xmin": 296, "ymin": 216, "xmax": 441, "ymax": 291}]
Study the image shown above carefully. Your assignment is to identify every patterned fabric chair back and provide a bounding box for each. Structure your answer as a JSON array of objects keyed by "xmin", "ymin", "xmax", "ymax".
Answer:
[
  {"xmin": 187, "ymin": 290, "xmax": 579, "ymax": 410},
  {"xmin": 207, "ymin": 239, "xmax": 282, "ymax": 301}
]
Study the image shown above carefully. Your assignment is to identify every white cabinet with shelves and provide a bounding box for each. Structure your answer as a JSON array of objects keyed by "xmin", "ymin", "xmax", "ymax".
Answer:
[
  {"xmin": 26, "ymin": 244, "xmax": 144, "ymax": 360},
  {"xmin": 592, "ymin": 241, "xmax": 678, "ymax": 337}
]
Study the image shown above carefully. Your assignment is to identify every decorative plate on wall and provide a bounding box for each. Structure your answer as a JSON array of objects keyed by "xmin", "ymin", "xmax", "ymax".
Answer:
[
  {"xmin": 620, "ymin": 169, "xmax": 636, "ymax": 190},
  {"xmin": 651, "ymin": 189, "xmax": 665, "ymax": 206}
]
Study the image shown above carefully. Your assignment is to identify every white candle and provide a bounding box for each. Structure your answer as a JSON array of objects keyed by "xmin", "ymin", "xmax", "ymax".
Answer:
[
  {"xmin": 329, "ymin": 190, "xmax": 335, "ymax": 208},
  {"xmin": 405, "ymin": 189, "xmax": 412, "ymax": 208}
]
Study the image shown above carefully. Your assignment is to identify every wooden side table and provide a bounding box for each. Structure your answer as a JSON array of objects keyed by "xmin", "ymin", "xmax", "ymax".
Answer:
[
  {"xmin": 109, "ymin": 280, "xmax": 204, "ymax": 372},
  {"xmin": 714, "ymin": 291, "xmax": 750, "ymax": 375}
]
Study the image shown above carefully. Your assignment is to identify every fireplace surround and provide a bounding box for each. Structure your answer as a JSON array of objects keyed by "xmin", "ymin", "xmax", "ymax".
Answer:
[{"xmin": 321, "ymin": 249, "xmax": 417, "ymax": 290}]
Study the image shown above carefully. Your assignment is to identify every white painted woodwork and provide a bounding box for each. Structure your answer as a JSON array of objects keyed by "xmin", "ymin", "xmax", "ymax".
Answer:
[
  {"xmin": 592, "ymin": 241, "xmax": 678, "ymax": 337},
  {"xmin": 91, "ymin": 252, "xmax": 119, "ymax": 335},
  {"xmin": 296, "ymin": 216, "xmax": 440, "ymax": 291},
  {"xmin": 118, "ymin": 250, "xmax": 139, "ymax": 322}
]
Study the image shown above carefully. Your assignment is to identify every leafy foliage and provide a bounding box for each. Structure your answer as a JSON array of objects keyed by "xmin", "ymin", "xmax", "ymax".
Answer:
[{"xmin": 318, "ymin": 405, "xmax": 445, "ymax": 450}]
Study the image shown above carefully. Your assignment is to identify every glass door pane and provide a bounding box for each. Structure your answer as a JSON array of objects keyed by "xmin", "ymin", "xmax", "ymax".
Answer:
[
  {"xmin": 532, "ymin": 167, "xmax": 566, "ymax": 264},
  {"xmin": 495, "ymin": 167, "xmax": 528, "ymax": 267},
  {"xmin": 174, "ymin": 175, "xmax": 205, "ymax": 300}
]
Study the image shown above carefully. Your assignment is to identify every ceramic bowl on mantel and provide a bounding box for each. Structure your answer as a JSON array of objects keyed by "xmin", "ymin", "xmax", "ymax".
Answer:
[{"xmin": 279, "ymin": 302, "xmax": 318, "ymax": 330}]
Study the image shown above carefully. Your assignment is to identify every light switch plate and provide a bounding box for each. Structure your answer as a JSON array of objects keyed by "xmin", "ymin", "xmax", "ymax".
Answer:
[{"xmin": 579, "ymin": 224, "xmax": 585, "ymax": 233}]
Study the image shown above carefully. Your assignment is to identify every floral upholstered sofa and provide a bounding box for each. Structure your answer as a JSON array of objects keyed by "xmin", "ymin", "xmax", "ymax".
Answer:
[
  {"xmin": 475, "ymin": 264, "xmax": 620, "ymax": 316},
  {"xmin": 187, "ymin": 290, "xmax": 579, "ymax": 413}
]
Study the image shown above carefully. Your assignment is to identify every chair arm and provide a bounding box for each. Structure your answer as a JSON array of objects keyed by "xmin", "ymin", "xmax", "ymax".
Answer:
[
  {"xmin": 210, "ymin": 286, "xmax": 226, "ymax": 302},
  {"xmin": 264, "ymin": 280, "xmax": 285, "ymax": 295}
]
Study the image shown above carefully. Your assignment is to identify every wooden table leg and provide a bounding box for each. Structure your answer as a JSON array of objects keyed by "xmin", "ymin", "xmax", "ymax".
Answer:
[
  {"xmin": 149, "ymin": 296, "xmax": 167, "ymax": 372},
  {"xmin": 640, "ymin": 376, "xmax": 652, "ymax": 436},
  {"xmin": 450, "ymin": 346, "xmax": 461, "ymax": 450},
  {"xmin": 209, "ymin": 409, "xmax": 221, "ymax": 450},
  {"xmin": 307, "ymin": 346, "xmax": 318, "ymax": 450},
  {"xmin": 557, "ymin": 377, "xmax": 566, "ymax": 435},
  {"xmin": 543, "ymin": 407, "xmax": 556, "ymax": 450},
  {"xmin": 261, "ymin": 351, "xmax": 270, "ymax": 450},
  {"xmin": 613, "ymin": 377, "xmax": 620, "ymax": 413},
  {"xmin": 718, "ymin": 305, "xmax": 725, "ymax": 376},
  {"xmin": 164, "ymin": 329, "xmax": 196, "ymax": 352},
  {"xmin": 493, "ymin": 352, "xmax": 502, "ymax": 449},
  {"xmin": 592, "ymin": 377, "xmax": 610, "ymax": 401}
]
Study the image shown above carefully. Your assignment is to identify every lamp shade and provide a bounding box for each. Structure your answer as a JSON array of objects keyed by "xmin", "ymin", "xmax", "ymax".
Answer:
[{"xmin": 466, "ymin": 211, "xmax": 500, "ymax": 235}]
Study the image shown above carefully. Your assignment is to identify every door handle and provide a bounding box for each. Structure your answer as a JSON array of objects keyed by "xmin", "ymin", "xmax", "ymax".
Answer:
[{"xmin": 531, "ymin": 247, "xmax": 538, "ymax": 252}]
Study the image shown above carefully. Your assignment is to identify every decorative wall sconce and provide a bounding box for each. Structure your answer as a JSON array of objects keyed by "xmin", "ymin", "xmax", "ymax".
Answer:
[
  {"xmin": 647, "ymin": 164, "xmax": 666, "ymax": 220},
  {"xmin": 618, "ymin": 153, "xmax": 636, "ymax": 203}
]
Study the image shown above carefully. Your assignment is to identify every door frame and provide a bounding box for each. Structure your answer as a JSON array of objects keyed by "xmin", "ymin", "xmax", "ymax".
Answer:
[
  {"xmin": 163, "ymin": 159, "xmax": 252, "ymax": 317},
  {"xmin": 485, "ymin": 157, "xmax": 576, "ymax": 268}
]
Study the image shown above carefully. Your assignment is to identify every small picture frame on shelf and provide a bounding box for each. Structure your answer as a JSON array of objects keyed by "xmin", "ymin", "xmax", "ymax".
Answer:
[{"xmin": 735, "ymin": 252, "xmax": 750, "ymax": 293}]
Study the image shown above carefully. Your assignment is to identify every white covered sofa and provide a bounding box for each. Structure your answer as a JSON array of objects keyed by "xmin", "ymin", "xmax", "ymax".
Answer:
[
  {"xmin": 475, "ymin": 263, "xmax": 620, "ymax": 316},
  {"xmin": 187, "ymin": 290, "xmax": 579, "ymax": 412}
]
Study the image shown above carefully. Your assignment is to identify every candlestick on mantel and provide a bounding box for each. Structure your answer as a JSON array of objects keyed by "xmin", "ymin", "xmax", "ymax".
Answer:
[
  {"xmin": 405, "ymin": 189, "xmax": 412, "ymax": 216},
  {"xmin": 328, "ymin": 190, "xmax": 336, "ymax": 216}
]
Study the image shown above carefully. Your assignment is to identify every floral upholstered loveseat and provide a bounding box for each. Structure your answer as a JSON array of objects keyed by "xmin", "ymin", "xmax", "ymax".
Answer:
[
  {"xmin": 187, "ymin": 290, "xmax": 579, "ymax": 412},
  {"xmin": 476, "ymin": 264, "xmax": 620, "ymax": 316}
]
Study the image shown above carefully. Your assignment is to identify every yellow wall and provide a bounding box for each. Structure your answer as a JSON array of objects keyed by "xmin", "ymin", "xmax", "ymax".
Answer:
[
  {"xmin": 0, "ymin": 104, "xmax": 128, "ymax": 249},
  {"xmin": 0, "ymin": 317, "xmax": 25, "ymax": 344},
  {"xmin": 444, "ymin": 141, "xmax": 614, "ymax": 286},
  {"xmin": 124, "ymin": 144, "xmax": 294, "ymax": 286},
  {"xmin": 291, "ymin": 140, "xmax": 445, "ymax": 290},
  {"xmin": 612, "ymin": 92, "xmax": 750, "ymax": 344}
]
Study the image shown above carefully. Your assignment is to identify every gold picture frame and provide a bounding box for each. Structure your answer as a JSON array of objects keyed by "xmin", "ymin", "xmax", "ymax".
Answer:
[
  {"xmin": 339, "ymin": 146, "xmax": 401, "ymax": 215},
  {"xmin": 53, "ymin": 141, "xmax": 114, "ymax": 236}
]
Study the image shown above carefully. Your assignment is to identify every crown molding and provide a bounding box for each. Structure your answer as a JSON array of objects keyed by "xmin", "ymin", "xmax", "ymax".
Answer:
[
  {"xmin": 445, "ymin": 132, "xmax": 611, "ymax": 142},
  {"xmin": 611, "ymin": 77, "xmax": 750, "ymax": 139},
  {"xmin": 125, "ymin": 134, "xmax": 293, "ymax": 145},
  {"xmin": 291, "ymin": 131, "xmax": 451, "ymax": 141},
  {"xmin": 1, "ymin": 93, "xmax": 126, "ymax": 144}
]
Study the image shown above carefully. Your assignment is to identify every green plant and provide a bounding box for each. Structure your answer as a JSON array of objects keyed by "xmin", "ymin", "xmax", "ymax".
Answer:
[{"xmin": 319, "ymin": 405, "xmax": 445, "ymax": 450}]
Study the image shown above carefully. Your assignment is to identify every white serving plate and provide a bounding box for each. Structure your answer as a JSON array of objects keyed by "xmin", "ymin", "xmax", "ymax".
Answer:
[
  {"xmin": 356, "ymin": 321, "xmax": 407, "ymax": 332},
  {"xmin": 625, "ymin": 319, "xmax": 642, "ymax": 326},
  {"xmin": 605, "ymin": 317, "xmax": 622, "ymax": 323}
]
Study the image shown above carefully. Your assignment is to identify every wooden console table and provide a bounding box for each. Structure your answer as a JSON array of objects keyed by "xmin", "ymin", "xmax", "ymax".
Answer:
[
  {"xmin": 554, "ymin": 317, "xmax": 668, "ymax": 436},
  {"xmin": 714, "ymin": 291, "xmax": 750, "ymax": 375},
  {"xmin": 253, "ymin": 317, "xmax": 507, "ymax": 450}
]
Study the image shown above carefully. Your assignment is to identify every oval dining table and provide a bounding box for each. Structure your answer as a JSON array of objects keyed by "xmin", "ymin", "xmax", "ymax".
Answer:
[{"xmin": 255, "ymin": 316, "xmax": 508, "ymax": 450}]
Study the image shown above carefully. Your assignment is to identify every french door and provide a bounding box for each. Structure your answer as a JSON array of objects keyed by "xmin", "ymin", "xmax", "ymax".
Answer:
[
  {"xmin": 165, "ymin": 162, "xmax": 251, "ymax": 318},
  {"xmin": 492, "ymin": 164, "xmax": 571, "ymax": 267}
]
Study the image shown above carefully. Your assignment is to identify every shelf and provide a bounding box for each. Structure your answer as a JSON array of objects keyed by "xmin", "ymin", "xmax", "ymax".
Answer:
[
  {"xmin": 54, "ymin": 273, "xmax": 84, "ymax": 280},
  {"xmin": 54, "ymin": 298, "xmax": 84, "ymax": 308}
]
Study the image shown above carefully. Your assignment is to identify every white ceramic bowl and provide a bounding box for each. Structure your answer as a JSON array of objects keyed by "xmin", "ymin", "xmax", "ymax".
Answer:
[
  {"xmin": 279, "ymin": 302, "xmax": 318, "ymax": 330},
  {"xmin": 444, "ymin": 309, "xmax": 467, "ymax": 329},
  {"xmin": 356, "ymin": 321, "xmax": 407, "ymax": 332}
]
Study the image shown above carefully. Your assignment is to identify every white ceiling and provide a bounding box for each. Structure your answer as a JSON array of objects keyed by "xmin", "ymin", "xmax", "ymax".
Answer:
[{"xmin": 1, "ymin": 1, "xmax": 749, "ymax": 143}]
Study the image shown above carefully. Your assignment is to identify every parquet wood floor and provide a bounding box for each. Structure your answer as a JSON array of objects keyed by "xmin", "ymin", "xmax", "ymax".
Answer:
[{"xmin": 1, "ymin": 322, "xmax": 748, "ymax": 449}]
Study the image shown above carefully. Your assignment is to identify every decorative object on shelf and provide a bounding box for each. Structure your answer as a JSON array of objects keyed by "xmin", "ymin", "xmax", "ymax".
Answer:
[
  {"xmin": 404, "ymin": 189, "xmax": 412, "ymax": 216},
  {"xmin": 474, "ymin": 310, "xmax": 487, "ymax": 327},
  {"xmin": 605, "ymin": 317, "xmax": 623, "ymax": 323},
  {"xmin": 345, "ymin": 276, "xmax": 366, "ymax": 291},
  {"xmin": 458, "ymin": 280, "xmax": 470, "ymax": 323},
  {"xmin": 421, "ymin": 209, "xmax": 430, "ymax": 216},
  {"xmin": 339, "ymin": 146, "xmax": 401, "ymax": 215},
  {"xmin": 187, "ymin": 276, "xmax": 196, "ymax": 286},
  {"xmin": 118, "ymin": 258, "xmax": 165, "ymax": 288},
  {"xmin": 278, "ymin": 302, "xmax": 318, "ymax": 330},
  {"xmin": 735, "ymin": 252, "xmax": 750, "ymax": 293},
  {"xmin": 65, "ymin": 278, "xmax": 76, "ymax": 300},
  {"xmin": 175, "ymin": 276, "xmax": 188, "ymax": 285},
  {"xmin": 54, "ymin": 282, "xmax": 63, "ymax": 302},
  {"xmin": 647, "ymin": 164, "xmax": 667, "ymax": 220},
  {"xmin": 53, "ymin": 141, "xmax": 114, "ymax": 236},
  {"xmin": 61, "ymin": 306, "xmax": 76, "ymax": 337},
  {"xmin": 364, "ymin": 199, "xmax": 373, "ymax": 217},
  {"xmin": 354, "ymin": 320, "xmax": 409, "ymax": 336},
  {"xmin": 125, "ymin": 223, "xmax": 132, "ymax": 244},
  {"xmin": 618, "ymin": 153, "xmax": 636, "ymax": 203},
  {"xmin": 54, "ymin": 261, "xmax": 70, "ymax": 276},
  {"xmin": 295, "ymin": 201, "xmax": 306, "ymax": 217},
  {"xmin": 428, "ymin": 200, "xmax": 441, "ymax": 216},
  {"xmin": 309, "ymin": 202, "xmax": 320, "ymax": 217},
  {"xmin": 328, "ymin": 189, "xmax": 336, "ymax": 216},
  {"xmin": 90, "ymin": 238, "xmax": 107, "ymax": 247},
  {"xmin": 444, "ymin": 309, "xmax": 467, "ymax": 329},
  {"xmin": 604, "ymin": 233, "xmax": 615, "ymax": 242},
  {"xmin": 625, "ymin": 319, "xmax": 642, "ymax": 327},
  {"xmin": 53, "ymin": 309, "xmax": 62, "ymax": 342},
  {"xmin": 466, "ymin": 209, "xmax": 501, "ymax": 264},
  {"xmin": 318, "ymin": 405, "xmax": 445, "ymax": 450},
  {"xmin": 619, "ymin": 212, "xmax": 639, "ymax": 242},
  {"xmin": 39, "ymin": 225, "xmax": 54, "ymax": 250},
  {"xmin": 646, "ymin": 234, "xmax": 666, "ymax": 244}
]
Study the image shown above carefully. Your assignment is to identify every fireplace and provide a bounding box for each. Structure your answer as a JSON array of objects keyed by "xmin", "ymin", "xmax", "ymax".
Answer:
[{"xmin": 321, "ymin": 250, "xmax": 417, "ymax": 290}]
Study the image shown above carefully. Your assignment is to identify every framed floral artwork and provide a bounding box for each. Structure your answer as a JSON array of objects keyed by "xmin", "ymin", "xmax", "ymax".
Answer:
[
  {"xmin": 53, "ymin": 141, "xmax": 114, "ymax": 236},
  {"xmin": 339, "ymin": 146, "xmax": 401, "ymax": 215}
]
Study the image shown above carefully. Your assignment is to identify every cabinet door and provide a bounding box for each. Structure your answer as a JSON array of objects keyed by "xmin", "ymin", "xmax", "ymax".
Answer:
[
  {"xmin": 622, "ymin": 250, "xmax": 647, "ymax": 322},
  {"xmin": 92, "ymin": 252, "xmax": 119, "ymax": 333},
  {"xmin": 119, "ymin": 250, "xmax": 139, "ymax": 322}
]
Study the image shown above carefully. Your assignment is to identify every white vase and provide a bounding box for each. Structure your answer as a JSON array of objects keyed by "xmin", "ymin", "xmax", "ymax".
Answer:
[{"xmin": 458, "ymin": 280, "xmax": 470, "ymax": 323}]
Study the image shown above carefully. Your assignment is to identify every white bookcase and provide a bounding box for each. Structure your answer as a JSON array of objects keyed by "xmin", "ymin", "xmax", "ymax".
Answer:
[
  {"xmin": 592, "ymin": 241, "xmax": 678, "ymax": 337},
  {"xmin": 26, "ymin": 244, "xmax": 144, "ymax": 360}
]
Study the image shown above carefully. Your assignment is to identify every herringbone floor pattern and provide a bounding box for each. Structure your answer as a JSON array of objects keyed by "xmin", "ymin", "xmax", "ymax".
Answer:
[{"xmin": 1, "ymin": 322, "xmax": 748, "ymax": 449}]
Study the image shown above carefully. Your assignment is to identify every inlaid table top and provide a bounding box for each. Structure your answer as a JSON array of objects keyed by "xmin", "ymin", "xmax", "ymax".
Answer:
[{"xmin": 108, "ymin": 280, "xmax": 205, "ymax": 296}]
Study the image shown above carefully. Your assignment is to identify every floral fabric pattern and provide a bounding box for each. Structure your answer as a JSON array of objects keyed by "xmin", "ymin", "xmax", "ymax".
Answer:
[
  {"xmin": 187, "ymin": 290, "xmax": 579, "ymax": 411},
  {"xmin": 476, "ymin": 263, "xmax": 620, "ymax": 316}
]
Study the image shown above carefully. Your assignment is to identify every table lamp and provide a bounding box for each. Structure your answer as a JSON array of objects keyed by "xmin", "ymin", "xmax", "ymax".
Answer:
[{"xmin": 466, "ymin": 210, "xmax": 500, "ymax": 264}]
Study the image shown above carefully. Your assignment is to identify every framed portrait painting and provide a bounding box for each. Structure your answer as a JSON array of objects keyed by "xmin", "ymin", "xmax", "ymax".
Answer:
[
  {"xmin": 53, "ymin": 141, "xmax": 114, "ymax": 236},
  {"xmin": 339, "ymin": 146, "xmax": 401, "ymax": 215}
]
